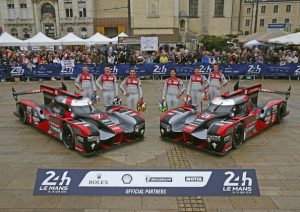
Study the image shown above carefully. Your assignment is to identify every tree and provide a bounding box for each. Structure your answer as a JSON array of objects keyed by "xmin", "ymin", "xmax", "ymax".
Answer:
[{"xmin": 199, "ymin": 35, "xmax": 230, "ymax": 51}]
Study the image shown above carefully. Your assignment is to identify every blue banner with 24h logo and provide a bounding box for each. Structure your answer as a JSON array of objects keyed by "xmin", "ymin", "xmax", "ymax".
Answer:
[
  {"xmin": 1, "ymin": 63, "xmax": 300, "ymax": 78},
  {"xmin": 33, "ymin": 169, "xmax": 260, "ymax": 196}
]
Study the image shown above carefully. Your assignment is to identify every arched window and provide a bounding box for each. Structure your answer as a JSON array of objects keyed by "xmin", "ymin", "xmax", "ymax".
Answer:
[
  {"xmin": 23, "ymin": 28, "xmax": 30, "ymax": 38},
  {"xmin": 80, "ymin": 27, "xmax": 87, "ymax": 38},
  {"xmin": 67, "ymin": 27, "xmax": 74, "ymax": 33},
  {"xmin": 11, "ymin": 28, "xmax": 18, "ymax": 38},
  {"xmin": 41, "ymin": 3, "xmax": 55, "ymax": 17},
  {"xmin": 180, "ymin": 20, "xmax": 186, "ymax": 29}
]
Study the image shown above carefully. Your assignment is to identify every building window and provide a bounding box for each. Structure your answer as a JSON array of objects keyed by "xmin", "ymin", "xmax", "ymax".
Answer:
[
  {"xmin": 214, "ymin": 0, "xmax": 224, "ymax": 17},
  {"xmin": 272, "ymin": 19, "xmax": 277, "ymax": 23},
  {"xmin": 11, "ymin": 28, "xmax": 18, "ymax": 38},
  {"xmin": 247, "ymin": 8, "xmax": 251, "ymax": 14},
  {"xmin": 7, "ymin": 3, "xmax": 15, "ymax": 9},
  {"xmin": 245, "ymin": 31, "xmax": 249, "ymax": 35},
  {"xmin": 66, "ymin": 9, "xmax": 73, "ymax": 17},
  {"xmin": 20, "ymin": 3, "xmax": 27, "ymax": 8},
  {"xmin": 189, "ymin": 0, "xmax": 198, "ymax": 17},
  {"xmin": 81, "ymin": 27, "xmax": 87, "ymax": 38},
  {"xmin": 245, "ymin": 19, "xmax": 250, "ymax": 27},
  {"xmin": 79, "ymin": 8, "xmax": 86, "ymax": 17},
  {"xmin": 78, "ymin": 0, "xmax": 86, "ymax": 2},
  {"xmin": 41, "ymin": 3, "xmax": 55, "ymax": 18},
  {"xmin": 64, "ymin": 0, "xmax": 72, "ymax": 3},
  {"xmin": 23, "ymin": 28, "xmax": 30, "ymax": 39},
  {"xmin": 180, "ymin": 19, "xmax": 186, "ymax": 29},
  {"xmin": 286, "ymin": 5, "xmax": 291, "ymax": 13},
  {"xmin": 260, "ymin": 19, "xmax": 264, "ymax": 27},
  {"xmin": 67, "ymin": 27, "xmax": 74, "ymax": 33},
  {"xmin": 261, "ymin": 6, "xmax": 266, "ymax": 13},
  {"xmin": 285, "ymin": 18, "xmax": 289, "ymax": 23},
  {"xmin": 273, "ymin": 5, "xmax": 278, "ymax": 13},
  {"xmin": 7, "ymin": 3, "xmax": 16, "ymax": 19}
]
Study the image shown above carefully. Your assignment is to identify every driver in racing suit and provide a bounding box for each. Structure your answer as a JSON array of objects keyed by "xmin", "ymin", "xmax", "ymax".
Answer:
[
  {"xmin": 162, "ymin": 68, "xmax": 185, "ymax": 110},
  {"xmin": 187, "ymin": 68, "xmax": 208, "ymax": 112},
  {"xmin": 120, "ymin": 68, "xmax": 143, "ymax": 111},
  {"xmin": 96, "ymin": 65, "xmax": 119, "ymax": 108},
  {"xmin": 75, "ymin": 65, "xmax": 97, "ymax": 99},
  {"xmin": 208, "ymin": 64, "xmax": 227, "ymax": 103}
]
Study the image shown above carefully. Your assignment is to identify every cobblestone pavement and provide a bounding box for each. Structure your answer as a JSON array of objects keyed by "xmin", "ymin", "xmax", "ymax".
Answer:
[{"xmin": 0, "ymin": 79, "xmax": 300, "ymax": 212}]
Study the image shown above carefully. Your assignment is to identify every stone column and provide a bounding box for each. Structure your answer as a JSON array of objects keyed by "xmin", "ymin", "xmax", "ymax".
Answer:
[
  {"xmin": 54, "ymin": 1, "xmax": 61, "ymax": 37},
  {"xmin": 33, "ymin": 1, "xmax": 40, "ymax": 33}
]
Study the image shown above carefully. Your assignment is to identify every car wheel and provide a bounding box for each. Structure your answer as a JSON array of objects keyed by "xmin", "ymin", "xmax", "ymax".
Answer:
[
  {"xmin": 18, "ymin": 105, "xmax": 27, "ymax": 124},
  {"xmin": 232, "ymin": 123, "xmax": 244, "ymax": 149},
  {"xmin": 276, "ymin": 104, "xmax": 286, "ymax": 124},
  {"xmin": 62, "ymin": 123, "xmax": 75, "ymax": 149}
]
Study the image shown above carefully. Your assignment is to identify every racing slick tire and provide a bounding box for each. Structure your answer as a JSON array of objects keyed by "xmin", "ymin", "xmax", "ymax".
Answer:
[
  {"xmin": 62, "ymin": 123, "xmax": 75, "ymax": 150},
  {"xmin": 276, "ymin": 103, "xmax": 286, "ymax": 124},
  {"xmin": 232, "ymin": 123, "xmax": 244, "ymax": 149},
  {"xmin": 18, "ymin": 105, "xmax": 27, "ymax": 124}
]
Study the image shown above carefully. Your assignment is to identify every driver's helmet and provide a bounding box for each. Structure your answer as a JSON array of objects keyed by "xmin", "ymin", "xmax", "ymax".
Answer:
[
  {"xmin": 158, "ymin": 99, "xmax": 168, "ymax": 112},
  {"xmin": 113, "ymin": 97, "xmax": 122, "ymax": 106},
  {"xmin": 184, "ymin": 95, "xmax": 192, "ymax": 105},
  {"xmin": 137, "ymin": 99, "xmax": 146, "ymax": 112}
]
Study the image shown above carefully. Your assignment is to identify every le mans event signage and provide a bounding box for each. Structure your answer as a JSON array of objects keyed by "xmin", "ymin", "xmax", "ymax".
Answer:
[{"xmin": 34, "ymin": 169, "xmax": 260, "ymax": 196}]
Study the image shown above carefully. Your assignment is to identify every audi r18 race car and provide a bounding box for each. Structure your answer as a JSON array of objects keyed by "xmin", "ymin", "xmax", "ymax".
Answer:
[
  {"xmin": 160, "ymin": 82, "xmax": 291, "ymax": 155},
  {"xmin": 12, "ymin": 83, "xmax": 145, "ymax": 156}
]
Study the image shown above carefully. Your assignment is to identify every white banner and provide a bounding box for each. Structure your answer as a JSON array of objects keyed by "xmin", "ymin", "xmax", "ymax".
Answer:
[
  {"xmin": 79, "ymin": 171, "xmax": 212, "ymax": 187},
  {"xmin": 61, "ymin": 59, "xmax": 75, "ymax": 69},
  {"xmin": 141, "ymin": 36, "xmax": 158, "ymax": 51}
]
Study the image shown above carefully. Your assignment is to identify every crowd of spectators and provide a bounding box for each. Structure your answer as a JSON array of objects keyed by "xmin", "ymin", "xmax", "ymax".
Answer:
[{"xmin": 0, "ymin": 44, "xmax": 299, "ymax": 68}]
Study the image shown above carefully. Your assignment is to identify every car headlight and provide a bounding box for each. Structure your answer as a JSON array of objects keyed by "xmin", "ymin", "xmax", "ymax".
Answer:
[
  {"xmin": 87, "ymin": 136, "xmax": 100, "ymax": 142},
  {"xmin": 166, "ymin": 125, "xmax": 171, "ymax": 132},
  {"xmin": 207, "ymin": 135, "xmax": 221, "ymax": 142},
  {"xmin": 77, "ymin": 135, "xmax": 84, "ymax": 143},
  {"xmin": 135, "ymin": 125, "xmax": 140, "ymax": 133}
]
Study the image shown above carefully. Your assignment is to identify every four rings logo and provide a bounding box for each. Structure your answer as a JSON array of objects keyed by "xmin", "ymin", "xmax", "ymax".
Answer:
[
  {"xmin": 39, "ymin": 171, "xmax": 71, "ymax": 194},
  {"xmin": 223, "ymin": 171, "xmax": 253, "ymax": 194},
  {"xmin": 146, "ymin": 175, "xmax": 172, "ymax": 182}
]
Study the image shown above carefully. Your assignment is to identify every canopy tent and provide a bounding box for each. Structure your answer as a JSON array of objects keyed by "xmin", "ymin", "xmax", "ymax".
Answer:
[
  {"xmin": 0, "ymin": 32, "xmax": 28, "ymax": 46},
  {"xmin": 268, "ymin": 32, "xmax": 300, "ymax": 45},
  {"xmin": 25, "ymin": 32, "xmax": 61, "ymax": 46},
  {"xmin": 85, "ymin": 32, "xmax": 111, "ymax": 45},
  {"xmin": 111, "ymin": 32, "xmax": 128, "ymax": 44},
  {"xmin": 238, "ymin": 31, "xmax": 290, "ymax": 43},
  {"xmin": 244, "ymin": 39, "xmax": 265, "ymax": 47},
  {"xmin": 57, "ymin": 32, "xmax": 87, "ymax": 45}
]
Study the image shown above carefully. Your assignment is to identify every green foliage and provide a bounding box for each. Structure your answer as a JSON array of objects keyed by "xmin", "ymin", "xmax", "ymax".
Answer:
[{"xmin": 199, "ymin": 35, "xmax": 231, "ymax": 51}]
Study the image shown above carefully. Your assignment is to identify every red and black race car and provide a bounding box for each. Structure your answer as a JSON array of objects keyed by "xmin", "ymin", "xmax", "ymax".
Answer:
[
  {"xmin": 160, "ymin": 82, "xmax": 291, "ymax": 155},
  {"xmin": 12, "ymin": 83, "xmax": 145, "ymax": 156}
]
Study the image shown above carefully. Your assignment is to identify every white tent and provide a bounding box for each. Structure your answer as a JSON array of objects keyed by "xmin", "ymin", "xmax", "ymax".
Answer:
[
  {"xmin": 244, "ymin": 39, "xmax": 265, "ymax": 47},
  {"xmin": 57, "ymin": 32, "xmax": 87, "ymax": 45},
  {"xmin": 268, "ymin": 32, "xmax": 300, "ymax": 45},
  {"xmin": 26, "ymin": 32, "xmax": 61, "ymax": 46},
  {"xmin": 0, "ymin": 32, "xmax": 28, "ymax": 46},
  {"xmin": 111, "ymin": 32, "xmax": 128, "ymax": 44},
  {"xmin": 86, "ymin": 32, "xmax": 111, "ymax": 45}
]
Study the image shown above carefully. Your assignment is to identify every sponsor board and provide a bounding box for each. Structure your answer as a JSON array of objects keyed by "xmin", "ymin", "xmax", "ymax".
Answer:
[{"xmin": 34, "ymin": 169, "xmax": 260, "ymax": 196}]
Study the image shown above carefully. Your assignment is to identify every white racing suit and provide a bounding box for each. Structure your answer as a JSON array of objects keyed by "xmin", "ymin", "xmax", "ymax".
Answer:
[
  {"xmin": 96, "ymin": 73, "xmax": 118, "ymax": 107},
  {"xmin": 208, "ymin": 71, "xmax": 227, "ymax": 103},
  {"xmin": 75, "ymin": 72, "xmax": 96, "ymax": 99},
  {"xmin": 187, "ymin": 74, "xmax": 207, "ymax": 112},
  {"xmin": 162, "ymin": 77, "xmax": 185, "ymax": 110},
  {"xmin": 120, "ymin": 76, "xmax": 143, "ymax": 111}
]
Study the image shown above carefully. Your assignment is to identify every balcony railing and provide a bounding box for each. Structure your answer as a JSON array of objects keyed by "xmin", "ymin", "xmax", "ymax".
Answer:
[
  {"xmin": 60, "ymin": 17, "xmax": 93, "ymax": 23},
  {"xmin": 4, "ymin": 18, "xmax": 33, "ymax": 24}
]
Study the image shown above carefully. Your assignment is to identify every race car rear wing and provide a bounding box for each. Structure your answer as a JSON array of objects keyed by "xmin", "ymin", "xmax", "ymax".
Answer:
[
  {"xmin": 12, "ymin": 82, "xmax": 71, "ymax": 101},
  {"xmin": 229, "ymin": 81, "xmax": 291, "ymax": 101}
]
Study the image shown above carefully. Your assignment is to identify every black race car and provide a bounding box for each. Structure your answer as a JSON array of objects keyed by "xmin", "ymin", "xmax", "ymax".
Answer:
[
  {"xmin": 160, "ymin": 83, "xmax": 290, "ymax": 155},
  {"xmin": 12, "ymin": 83, "xmax": 145, "ymax": 155}
]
